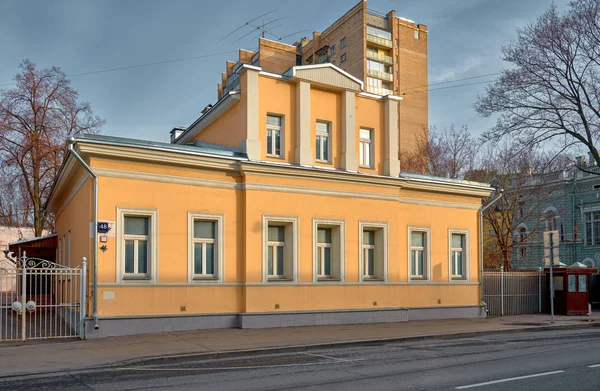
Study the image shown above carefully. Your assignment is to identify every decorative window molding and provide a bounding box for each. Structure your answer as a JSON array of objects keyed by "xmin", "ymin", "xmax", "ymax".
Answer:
[
  {"xmin": 188, "ymin": 212, "xmax": 224, "ymax": 283},
  {"xmin": 266, "ymin": 114, "xmax": 284, "ymax": 158},
  {"xmin": 262, "ymin": 215, "xmax": 298, "ymax": 283},
  {"xmin": 313, "ymin": 219, "xmax": 345, "ymax": 282},
  {"xmin": 408, "ymin": 226, "xmax": 431, "ymax": 282},
  {"xmin": 315, "ymin": 121, "xmax": 331, "ymax": 163},
  {"xmin": 358, "ymin": 221, "xmax": 388, "ymax": 282},
  {"xmin": 584, "ymin": 210, "xmax": 600, "ymax": 246},
  {"xmin": 116, "ymin": 207, "xmax": 158, "ymax": 283},
  {"xmin": 448, "ymin": 229, "xmax": 469, "ymax": 282}
]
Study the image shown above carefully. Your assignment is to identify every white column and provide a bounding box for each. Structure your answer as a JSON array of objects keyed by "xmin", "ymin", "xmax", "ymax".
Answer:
[
  {"xmin": 241, "ymin": 68, "xmax": 261, "ymax": 160},
  {"xmin": 295, "ymin": 80, "xmax": 312, "ymax": 166},
  {"xmin": 341, "ymin": 90, "xmax": 357, "ymax": 171},
  {"xmin": 384, "ymin": 97, "xmax": 400, "ymax": 177}
]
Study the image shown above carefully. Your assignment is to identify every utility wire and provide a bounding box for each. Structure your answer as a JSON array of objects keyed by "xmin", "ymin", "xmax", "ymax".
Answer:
[
  {"xmin": 401, "ymin": 72, "xmax": 501, "ymax": 94},
  {"xmin": 217, "ymin": 9, "xmax": 278, "ymax": 43},
  {"xmin": 403, "ymin": 79, "xmax": 497, "ymax": 95}
]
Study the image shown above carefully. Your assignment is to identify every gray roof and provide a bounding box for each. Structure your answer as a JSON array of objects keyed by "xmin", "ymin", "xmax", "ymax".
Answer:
[
  {"xmin": 75, "ymin": 133, "xmax": 248, "ymax": 159},
  {"xmin": 400, "ymin": 171, "xmax": 492, "ymax": 190}
]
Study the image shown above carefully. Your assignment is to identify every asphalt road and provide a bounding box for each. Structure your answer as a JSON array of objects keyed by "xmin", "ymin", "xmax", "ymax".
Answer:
[{"xmin": 1, "ymin": 327, "xmax": 599, "ymax": 390}]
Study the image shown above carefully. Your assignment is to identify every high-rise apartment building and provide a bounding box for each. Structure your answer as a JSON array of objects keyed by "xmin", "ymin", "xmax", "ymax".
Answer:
[{"xmin": 217, "ymin": 0, "xmax": 428, "ymax": 163}]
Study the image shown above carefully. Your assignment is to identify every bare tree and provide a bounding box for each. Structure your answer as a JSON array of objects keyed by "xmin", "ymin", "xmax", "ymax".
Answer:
[
  {"xmin": 402, "ymin": 124, "xmax": 477, "ymax": 179},
  {"xmin": 0, "ymin": 60, "xmax": 104, "ymax": 235},
  {"xmin": 468, "ymin": 141, "xmax": 569, "ymax": 270},
  {"xmin": 475, "ymin": 0, "xmax": 600, "ymax": 172}
]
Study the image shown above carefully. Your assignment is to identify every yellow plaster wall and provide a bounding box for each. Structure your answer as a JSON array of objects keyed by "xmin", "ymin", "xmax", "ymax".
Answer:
[
  {"xmin": 355, "ymin": 96, "xmax": 385, "ymax": 175},
  {"xmin": 311, "ymin": 87, "xmax": 341, "ymax": 168}
]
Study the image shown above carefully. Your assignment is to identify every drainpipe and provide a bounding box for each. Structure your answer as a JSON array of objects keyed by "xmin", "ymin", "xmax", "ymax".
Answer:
[
  {"xmin": 67, "ymin": 137, "xmax": 99, "ymax": 331},
  {"xmin": 480, "ymin": 187, "xmax": 504, "ymax": 313}
]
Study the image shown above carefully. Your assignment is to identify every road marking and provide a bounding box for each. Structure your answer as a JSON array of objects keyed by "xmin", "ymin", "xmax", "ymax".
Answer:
[
  {"xmin": 455, "ymin": 370, "xmax": 565, "ymax": 389},
  {"xmin": 300, "ymin": 352, "xmax": 350, "ymax": 362},
  {"xmin": 588, "ymin": 364, "xmax": 600, "ymax": 368}
]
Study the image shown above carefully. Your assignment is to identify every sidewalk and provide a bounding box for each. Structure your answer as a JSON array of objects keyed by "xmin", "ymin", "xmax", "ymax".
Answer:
[{"xmin": 1, "ymin": 313, "xmax": 599, "ymax": 378}]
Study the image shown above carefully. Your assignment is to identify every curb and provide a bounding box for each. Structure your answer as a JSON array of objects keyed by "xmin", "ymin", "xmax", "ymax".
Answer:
[{"xmin": 0, "ymin": 321, "xmax": 597, "ymax": 379}]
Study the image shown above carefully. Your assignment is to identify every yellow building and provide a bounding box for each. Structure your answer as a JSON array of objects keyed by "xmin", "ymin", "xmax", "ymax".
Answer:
[{"xmin": 48, "ymin": 64, "xmax": 491, "ymax": 338}]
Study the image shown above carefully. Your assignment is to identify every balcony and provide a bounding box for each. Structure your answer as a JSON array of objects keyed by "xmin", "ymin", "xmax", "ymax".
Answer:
[
  {"xmin": 367, "ymin": 33, "xmax": 392, "ymax": 49},
  {"xmin": 367, "ymin": 68, "xmax": 393, "ymax": 82},
  {"xmin": 366, "ymin": 85, "xmax": 394, "ymax": 96},
  {"xmin": 366, "ymin": 51, "xmax": 393, "ymax": 65}
]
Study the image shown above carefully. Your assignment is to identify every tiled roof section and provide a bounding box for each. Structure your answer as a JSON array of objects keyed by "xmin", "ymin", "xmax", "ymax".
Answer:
[{"xmin": 74, "ymin": 134, "xmax": 248, "ymax": 159}]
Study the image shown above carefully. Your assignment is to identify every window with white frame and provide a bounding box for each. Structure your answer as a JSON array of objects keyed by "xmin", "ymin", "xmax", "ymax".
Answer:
[
  {"xmin": 585, "ymin": 211, "xmax": 600, "ymax": 246},
  {"xmin": 450, "ymin": 231, "xmax": 468, "ymax": 279},
  {"xmin": 341, "ymin": 37, "xmax": 346, "ymax": 48},
  {"xmin": 359, "ymin": 222, "xmax": 387, "ymax": 281},
  {"xmin": 314, "ymin": 219, "xmax": 345, "ymax": 281},
  {"xmin": 266, "ymin": 114, "xmax": 283, "ymax": 157},
  {"xmin": 264, "ymin": 216, "xmax": 297, "ymax": 282},
  {"xmin": 188, "ymin": 213, "xmax": 224, "ymax": 281},
  {"xmin": 118, "ymin": 208, "xmax": 157, "ymax": 281},
  {"xmin": 359, "ymin": 128, "xmax": 373, "ymax": 168},
  {"xmin": 316, "ymin": 121, "xmax": 330, "ymax": 162},
  {"xmin": 409, "ymin": 228, "xmax": 430, "ymax": 280},
  {"xmin": 329, "ymin": 45, "xmax": 336, "ymax": 55}
]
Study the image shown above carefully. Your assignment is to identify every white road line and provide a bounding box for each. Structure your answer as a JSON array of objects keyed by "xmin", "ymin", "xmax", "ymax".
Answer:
[
  {"xmin": 300, "ymin": 352, "xmax": 350, "ymax": 362},
  {"xmin": 455, "ymin": 370, "xmax": 565, "ymax": 389},
  {"xmin": 588, "ymin": 364, "xmax": 600, "ymax": 368}
]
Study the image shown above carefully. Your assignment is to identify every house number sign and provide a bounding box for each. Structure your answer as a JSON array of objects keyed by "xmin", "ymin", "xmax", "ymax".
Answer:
[{"xmin": 97, "ymin": 222, "xmax": 110, "ymax": 233}]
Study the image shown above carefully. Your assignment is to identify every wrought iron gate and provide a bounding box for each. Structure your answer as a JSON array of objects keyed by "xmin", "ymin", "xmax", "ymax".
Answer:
[{"xmin": 0, "ymin": 253, "xmax": 86, "ymax": 341}]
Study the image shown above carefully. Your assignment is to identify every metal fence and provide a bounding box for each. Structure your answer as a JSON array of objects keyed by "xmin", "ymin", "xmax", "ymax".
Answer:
[
  {"xmin": 0, "ymin": 253, "xmax": 86, "ymax": 342},
  {"xmin": 483, "ymin": 267, "xmax": 547, "ymax": 317}
]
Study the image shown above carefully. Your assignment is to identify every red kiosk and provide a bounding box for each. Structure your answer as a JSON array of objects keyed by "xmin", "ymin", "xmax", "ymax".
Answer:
[{"xmin": 546, "ymin": 262, "xmax": 598, "ymax": 315}]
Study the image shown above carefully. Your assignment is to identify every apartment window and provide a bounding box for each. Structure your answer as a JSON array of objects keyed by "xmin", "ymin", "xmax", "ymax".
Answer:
[
  {"xmin": 329, "ymin": 45, "xmax": 336, "ymax": 55},
  {"xmin": 341, "ymin": 53, "xmax": 347, "ymax": 62},
  {"xmin": 359, "ymin": 128, "xmax": 373, "ymax": 168},
  {"xmin": 263, "ymin": 216, "xmax": 298, "ymax": 282},
  {"xmin": 118, "ymin": 208, "xmax": 157, "ymax": 282},
  {"xmin": 366, "ymin": 26, "xmax": 391, "ymax": 40},
  {"xmin": 414, "ymin": 30, "xmax": 420, "ymax": 40},
  {"xmin": 341, "ymin": 37, "xmax": 346, "ymax": 48},
  {"xmin": 409, "ymin": 228, "xmax": 430, "ymax": 280},
  {"xmin": 585, "ymin": 211, "xmax": 600, "ymax": 246},
  {"xmin": 449, "ymin": 231, "xmax": 468, "ymax": 280},
  {"xmin": 359, "ymin": 222, "xmax": 387, "ymax": 282},
  {"xmin": 313, "ymin": 220, "xmax": 345, "ymax": 281},
  {"xmin": 315, "ymin": 121, "xmax": 330, "ymax": 162},
  {"xmin": 266, "ymin": 115, "xmax": 283, "ymax": 157},
  {"xmin": 188, "ymin": 213, "xmax": 224, "ymax": 282}
]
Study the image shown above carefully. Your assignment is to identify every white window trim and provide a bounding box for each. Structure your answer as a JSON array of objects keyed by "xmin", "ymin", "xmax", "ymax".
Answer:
[
  {"xmin": 116, "ymin": 207, "xmax": 158, "ymax": 283},
  {"xmin": 188, "ymin": 212, "xmax": 224, "ymax": 283},
  {"xmin": 262, "ymin": 215, "xmax": 298, "ymax": 283},
  {"xmin": 358, "ymin": 221, "xmax": 388, "ymax": 283},
  {"xmin": 312, "ymin": 219, "xmax": 346, "ymax": 283},
  {"xmin": 316, "ymin": 121, "xmax": 331, "ymax": 163},
  {"xmin": 266, "ymin": 114, "xmax": 284, "ymax": 158},
  {"xmin": 448, "ymin": 229, "xmax": 470, "ymax": 282},
  {"xmin": 359, "ymin": 128, "xmax": 373, "ymax": 168},
  {"xmin": 408, "ymin": 226, "xmax": 432, "ymax": 283},
  {"xmin": 582, "ymin": 206, "xmax": 600, "ymax": 247}
]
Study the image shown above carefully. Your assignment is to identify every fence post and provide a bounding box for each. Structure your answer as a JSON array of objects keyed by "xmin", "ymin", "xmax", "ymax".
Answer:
[
  {"xmin": 21, "ymin": 252, "xmax": 27, "ymax": 341},
  {"xmin": 81, "ymin": 257, "xmax": 87, "ymax": 340},
  {"xmin": 538, "ymin": 267, "xmax": 542, "ymax": 313},
  {"xmin": 500, "ymin": 265, "xmax": 504, "ymax": 316}
]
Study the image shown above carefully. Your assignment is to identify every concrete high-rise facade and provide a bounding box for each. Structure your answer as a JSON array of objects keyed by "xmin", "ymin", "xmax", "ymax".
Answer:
[{"xmin": 217, "ymin": 0, "xmax": 428, "ymax": 164}]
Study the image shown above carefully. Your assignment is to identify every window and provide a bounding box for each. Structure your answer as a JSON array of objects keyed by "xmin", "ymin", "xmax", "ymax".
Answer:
[
  {"xmin": 359, "ymin": 128, "xmax": 373, "ymax": 168},
  {"xmin": 366, "ymin": 26, "xmax": 391, "ymax": 40},
  {"xmin": 409, "ymin": 227, "xmax": 430, "ymax": 280},
  {"xmin": 579, "ymin": 275, "xmax": 587, "ymax": 292},
  {"xmin": 545, "ymin": 209, "xmax": 558, "ymax": 232},
  {"xmin": 329, "ymin": 45, "xmax": 336, "ymax": 55},
  {"xmin": 585, "ymin": 211, "xmax": 600, "ymax": 245},
  {"xmin": 341, "ymin": 53, "xmax": 347, "ymax": 62},
  {"xmin": 341, "ymin": 37, "xmax": 346, "ymax": 48},
  {"xmin": 518, "ymin": 227, "xmax": 527, "ymax": 258},
  {"xmin": 414, "ymin": 30, "xmax": 420, "ymax": 39},
  {"xmin": 359, "ymin": 222, "xmax": 387, "ymax": 282},
  {"xmin": 188, "ymin": 213, "xmax": 224, "ymax": 282},
  {"xmin": 450, "ymin": 232, "xmax": 467, "ymax": 279},
  {"xmin": 266, "ymin": 115, "xmax": 283, "ymax": 157},
  {"xmin": 313, "ymin": 219, "xmax": 345, "ymax": 281},
  {"xmin": 568, "ymin": 275, "xmax": 577, "ymax": 292},
  {"xmin": 263, "ymin": 216, "xmax": 298, "ymax": 282},
  {"xmin": 316, "ymin": 121, "xmax": 330, "ymax": 162},
  {"xmin": 553, "ymin": 276, "xmax": 564, "ymax": 291},
  {"xmin": 117, "ymin": 208, "xmax": 158, "ymax": 282}
]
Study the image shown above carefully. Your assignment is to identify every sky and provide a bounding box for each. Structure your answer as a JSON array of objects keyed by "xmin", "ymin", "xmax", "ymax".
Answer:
[{"xmin": 0, "ymin": 0, "xmax": 572, "ymax": 143}]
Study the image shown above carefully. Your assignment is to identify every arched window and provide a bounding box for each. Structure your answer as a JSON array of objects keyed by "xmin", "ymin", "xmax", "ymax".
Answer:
[
  {"xmin": 543, "ymin": 207, "xmax": 559, "ymax": 232},
  {"xmin": 519, "ymin": 227, "xmax": 527, "ymax": 258}
]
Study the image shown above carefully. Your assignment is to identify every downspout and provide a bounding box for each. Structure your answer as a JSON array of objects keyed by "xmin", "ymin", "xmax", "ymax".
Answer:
[
  {"xmin": 67, "ymin": 137, "xmax": 99, "ymax": 331},
  {"xmin": 480, "ymin": 187, "xmax": 504, "ymax": 314}
]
